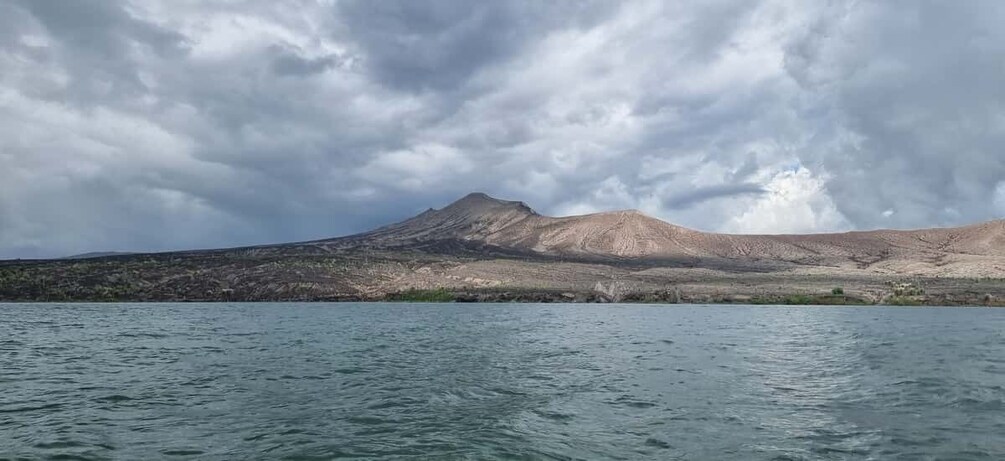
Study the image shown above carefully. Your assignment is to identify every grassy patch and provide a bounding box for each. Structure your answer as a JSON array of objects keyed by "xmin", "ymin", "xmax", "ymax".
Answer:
[
  {"xmin": 885, "ymin": 295, "xmax": 923, "ymax": 306},
  {"xmin": 749, "ymin": 293, "xmax": 869, "ymax": 305},
  {"xmin": 750, "ymin": 294, "xmax": 820, "ymax": 305},
  {"xmin": 387, "ymin": 288, "xmax": 455, "ymax": 302}
]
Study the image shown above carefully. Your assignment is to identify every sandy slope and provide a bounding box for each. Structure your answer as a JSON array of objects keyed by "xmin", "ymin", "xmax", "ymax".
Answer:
[
  {"xmin": 2, "ymin": 192, "xmax": 1003, "ymax": 303},
  {"xmin": 344, "ymin": 192, "xmax": 1005, "ymax": 277}
]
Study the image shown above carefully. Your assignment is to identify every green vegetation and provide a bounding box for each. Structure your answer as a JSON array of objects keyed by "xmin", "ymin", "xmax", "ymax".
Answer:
[
  {"xmin": 387, "ymin": 288, "xmax": 455, "ymax": 302},
  {"xmin": 1, "ymin": 253, "xmax": 1001, "ymax": 306},
  {"xmin": 783, "ymin": 294, "xmax": 815, "ymax": 305},
  {"xmin": 880, "ymin": 280, "xmax": 926, "ymax": 305},
  {"xmin": 887, "ymin": 281, "xmax": 924, "ymax": 296},
  {"xmin": 749, "ymin": 293, "xmax": 869, "ymax": 306},
  {"xmin": 750, "ymin": 294, "xmax": 791, "ymax": 305},
  {"xmin": 885, "ymin": 295, "xmax": 923, "ymax": 306}
]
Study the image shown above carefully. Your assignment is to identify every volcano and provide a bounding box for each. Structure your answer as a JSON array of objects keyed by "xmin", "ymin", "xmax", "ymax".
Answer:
[
  {"xmin": 2, "ymin": 192, "xmax": 1003, "ymax": 303},
  {"xmin": 336, "ymin": 192, "xmax": 1005, "ymax": 274}
]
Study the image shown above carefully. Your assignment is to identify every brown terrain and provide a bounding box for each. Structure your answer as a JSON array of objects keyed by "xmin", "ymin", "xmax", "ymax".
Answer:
[{"xmin": 2, "ymin": 192, "xmax": 1004, "ymax": 305}]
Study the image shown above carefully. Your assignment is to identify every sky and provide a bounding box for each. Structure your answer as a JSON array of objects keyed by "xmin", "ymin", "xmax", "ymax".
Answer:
[{"xmin": 2, "ymin": 0, "xmax": 1004, "ymax": 258}]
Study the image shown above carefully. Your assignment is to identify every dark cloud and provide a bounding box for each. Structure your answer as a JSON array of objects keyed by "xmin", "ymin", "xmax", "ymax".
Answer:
[
  {"xmin": 10, "ymin": 0, "xmax": 187, "ymax": 105},
  {"xmin": 664, "ymin": 184, "xmax": 766, "ymax": 210},
  {"xmin": 270, "ymin": 49, "xmax": 339, "ymax": 76},
  {"xmin": 785, "ymin": 0, "xmax": 1005, "ymax": 229},
  {"xmin": 0, "ymin": 0, "xmax": 1002, "ymax": 258},
  {"xmin": 335, "ymin": 1, "xmax": 519, "ymax": 91},
  {"xmin": 334, "ymin": 0, "xmax": 615, "ymax": 91}
]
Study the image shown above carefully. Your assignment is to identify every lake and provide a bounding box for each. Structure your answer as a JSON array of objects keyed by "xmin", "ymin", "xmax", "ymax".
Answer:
[{"xmin": 1, "ymin": 303, "xmax": 1004, "ymax": 459}]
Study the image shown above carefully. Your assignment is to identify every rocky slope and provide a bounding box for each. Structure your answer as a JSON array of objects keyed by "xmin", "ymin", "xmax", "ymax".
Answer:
[
  {"xmin": 1, "ymin": 192, "xmax": 1003, "ymax": 303},
  {"xmin": 334, "ymin": 192, "xmax": 1005, "ymax": 277}
]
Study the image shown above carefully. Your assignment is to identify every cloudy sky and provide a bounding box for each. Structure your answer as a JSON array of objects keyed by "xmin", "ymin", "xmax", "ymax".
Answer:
[{"xmin": 2, "ymin": 0, "xmax": 1004, "ymax": 258}]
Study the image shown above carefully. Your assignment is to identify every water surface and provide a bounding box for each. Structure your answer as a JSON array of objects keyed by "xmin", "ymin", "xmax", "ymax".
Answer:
[{"xmin": 2, "ymin": 303, "xmax": 1004, "ymax": 459}]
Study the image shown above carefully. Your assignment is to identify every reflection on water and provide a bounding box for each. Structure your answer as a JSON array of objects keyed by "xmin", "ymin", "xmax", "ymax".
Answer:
[{"xmin": 1, "ymin": 303, "xmax": 1004, "ymax": 459}]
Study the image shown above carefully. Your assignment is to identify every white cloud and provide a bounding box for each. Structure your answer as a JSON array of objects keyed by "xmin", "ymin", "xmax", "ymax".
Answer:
[
  {"xmin": 1, "ymin": 0, "xmax": 1004, "ymax": 257},
  {"xmin": 725, "ymin": 167, "xmax": 850, "ymax": 234},
  {"xmin": 357, "ymin": 144, "xmax": 475, "ymax": 192}
]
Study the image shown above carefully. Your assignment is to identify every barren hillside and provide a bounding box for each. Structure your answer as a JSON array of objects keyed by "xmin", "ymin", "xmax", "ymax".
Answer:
[
  {"xmin": 336, "ymin": 193, "xmax": 1005, "ymax": 278},
  {"xmin": 1, "ymin": 192, "xmax": 1003, "ymax": 304}
]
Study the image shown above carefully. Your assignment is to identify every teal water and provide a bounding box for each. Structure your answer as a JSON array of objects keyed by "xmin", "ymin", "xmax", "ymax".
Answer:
[{"xmin": 1, "ymin": 303, "xmax": 1004, "ymax": 460}]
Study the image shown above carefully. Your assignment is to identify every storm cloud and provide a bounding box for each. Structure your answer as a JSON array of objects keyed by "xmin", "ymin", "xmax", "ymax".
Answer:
[{"xmin": 1, "ymin": 0, "xmax": 1003, "ymax": 258}]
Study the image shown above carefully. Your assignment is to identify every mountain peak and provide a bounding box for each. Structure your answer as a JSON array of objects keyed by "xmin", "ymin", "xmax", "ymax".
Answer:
[
  {"xmin": 441, "ymin": 192, "xmax": 537, "ymax": 216},
  {"xmin": 453, "ymin": 192, "xmax": 500, "ymax": 205},
  {"xmin": 605, "ymin": 209, "xmax": 648, "ymax": 216},
  {"xmin": 359, "ymin": 192, "xmax": 539, "ymax": 243},
  {"xmin": 581, "ymin": 208, "xmax": 661, "ymax": 222},
  {"xmin": 350, "ymin": 193, "xmax": 1005, "ymax": 267}
]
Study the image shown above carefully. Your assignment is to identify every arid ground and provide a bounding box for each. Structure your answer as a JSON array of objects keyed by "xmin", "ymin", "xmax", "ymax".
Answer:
[{"xmin": 2, "ymin": 193, "xmax": 1003, "ymax": 305}]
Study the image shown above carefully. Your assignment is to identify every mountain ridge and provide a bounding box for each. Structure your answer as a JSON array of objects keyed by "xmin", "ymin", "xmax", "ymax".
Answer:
[
  {"xmin": 339, "ymin": 193, "xmax": 1005, "ymax": 273},
  {"xmin": 2, "ymin": 192, "xmax": 1003, "ymax": 304}
]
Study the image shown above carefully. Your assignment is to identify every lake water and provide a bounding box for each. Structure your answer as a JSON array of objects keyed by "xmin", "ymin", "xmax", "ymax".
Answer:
[{"xmin": 1, "ymin": 303, "xmax": 1004, "ymax": 460}]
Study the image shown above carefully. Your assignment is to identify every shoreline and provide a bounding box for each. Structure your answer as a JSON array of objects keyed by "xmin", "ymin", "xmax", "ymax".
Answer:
[
  {"xmin": 3, "ymin": 251, "xmax": 1003, "ymax": 307},
  {"xmin": 2, "ymin": 292, "xmax": 1002, "ymax": 307}
]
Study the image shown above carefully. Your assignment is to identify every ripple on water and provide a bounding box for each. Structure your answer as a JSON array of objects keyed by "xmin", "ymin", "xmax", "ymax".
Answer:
[{"xmin": 1, "ymin": 303, "xmax": 1004, "ymax": 460}]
